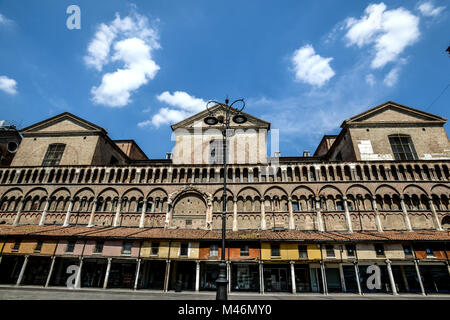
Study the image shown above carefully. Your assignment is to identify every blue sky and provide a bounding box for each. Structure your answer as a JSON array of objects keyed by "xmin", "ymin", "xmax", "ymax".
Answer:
[{"xmin": 0, "ymin": 0, "xmax": 449, "ymax": 159}]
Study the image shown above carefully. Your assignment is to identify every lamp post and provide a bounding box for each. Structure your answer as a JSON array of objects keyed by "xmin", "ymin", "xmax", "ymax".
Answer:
[{"xmin": 204, "ymin": 97, "xmax": 247, "ymax": 300}]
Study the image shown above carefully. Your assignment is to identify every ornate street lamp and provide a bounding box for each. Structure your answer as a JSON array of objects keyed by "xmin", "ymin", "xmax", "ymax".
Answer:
[{"xmin": 203, "ymin": 97, "xmax": 247, "ymax": 300}]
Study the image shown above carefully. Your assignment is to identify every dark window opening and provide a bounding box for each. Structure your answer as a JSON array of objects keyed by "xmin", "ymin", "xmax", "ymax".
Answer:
[
  {"xmin": 42, "ymin": 144, "xmax": 66, "ymax": 166},
  {"xmin": 389, "ymin": 135, "xmax": 418, "ymax": 160}
]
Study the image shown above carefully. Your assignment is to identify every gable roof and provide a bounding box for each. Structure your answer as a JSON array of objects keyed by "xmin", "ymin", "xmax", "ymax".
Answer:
[
  {"xmin": 20, "ymin": 112, "xmax": 107, "ymax": 135},
  {"xmin": 341, "ymin": 101, "xmax": 447, "ymax": 127},
  {"xmin": 171, "ymin": 103, "xmax": 271, "ymax": 130}
]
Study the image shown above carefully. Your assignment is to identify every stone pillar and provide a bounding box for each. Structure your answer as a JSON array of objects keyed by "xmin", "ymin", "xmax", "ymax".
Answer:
[
  {"xmin": 342, "ymin": 197, "xmax": 353, "ymax": 233},
  {"xmin": 195, "ymin": 261, "xmax": 200, "ymax": 292},
  {"xmin": 386, "ymin": 260, "xmax": 398, "ymax": 295},
  {"xmin": 16, "ymin": 255, "xmax": 29, "ymax": 286},
  {"xmin": 414, "ymin": 259, "xmax": 426, "ymax": 296},
  {"xmin": 338, "ymin": 263, "xmax": 346, "ymax": 292},
  {"xmin": 136, "ymin": 169, "xmax": 142, "ymax": 183},
  {"xmin": 13, "ymin": 199, "xmax": 25, "ymax": 226},
  {"xmin": 260, "ymin": 201, "xmax": 266, "ymax": 230},
  {"xmin": 63, "ymin": 199, "xmax": 74, "ymax": 227},
  {"xmin": 39, "ymin": 199, "xmax": 51, "ymax": 226},
  {"xmin": 354, "ymin": 261, "xmax": 362, "ymax": 295},
  {"xmin": 227, "ymin": 261, "xmax": 231, "ymax": 293},
  {"xmin": 428, "ymin": 198, "xmax": 443, "ymax": 231},
  {"xmin": 371, "ymin": 197, "xmax": 383, "ymax": 232},
  {"xmin": 400, "ymin": 265, "xmax": 410, "ymax": 292},
  {"xmin": 45, "ymin": 256, "xmax": 56, "ymax": 287},
  {"xmin": 399, "ymin": 195, "xmax": 412, "ymax": 231},
  {"xmin": 232, "ymin": 198, "xmax": 238, "ymax": 232},
  {"xmin": 320, "ymin": 261, "xmax": 328, "ymax": 295},
  {"xmin": 288, "ymin": 197, "xmax": 295, "ymax": 230},
  {"xmin": 87, "ymin": 199, "xmax": 97, "ymax": 228},
  {"xmin": 259, "ymin": 261, "xmax": 264, "ymax": 294},
  {"xmin": 165, "ymin": 200, "xmax": 172, "ymax": 228},
  {"xmin": 75, "ymin": 257, "xmax": 83, "ymax": 289},
  {"xmin": 164, "ymin": 260, "xmax": 171, "ymax": 292},
  {"xmin": 103, "ymin": 258, "xmax": 112, "ymax": 289},
  {"xmin": 315, "ymin": 197, "xmax": 324, "ymax": 232},
  {"xmin": 139, "ymin": 200, "xmax": 147, "ymax": 228},
  {"xmin": 134, "ymin": 259, "xmax": 141, "ymax": 290},
  {"xmin": 113, "ymin": 198, "xmax": 122, "ymax": 227},
  {"xmin": 281, "ymin": 168, "xmax": 286, "ymax": 182},
  {"xmin": 290, "ymin": 261, "xmax": 296, "ymax": 294}
]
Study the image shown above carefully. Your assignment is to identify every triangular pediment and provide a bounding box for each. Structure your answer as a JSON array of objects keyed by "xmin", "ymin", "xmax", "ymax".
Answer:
[
  {"xmin": 21, "ymin": 112, "xmax": 106, "ymax": 135},
  {"xmin": 343, "ymin": 101, "xmax": 447, "ymax": 127},
  {"xmin": 171, "ymin": 104, "xmax": 271, "ymax": 130}
]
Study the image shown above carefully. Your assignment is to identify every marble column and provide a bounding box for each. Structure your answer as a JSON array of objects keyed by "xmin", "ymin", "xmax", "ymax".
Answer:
[
  {"xmin": 113, "ymin": 198, "xmax": 122, "ymax": 227},
  {"xmin": 315, "ymin": 197, "xmax": 324, "ymax": 232},
  {"xmin": 260, "ymin": 201, "xmax": 266, "ymax": 230},
  {"xmin": 195, "ymin": 261, "xmax": 200, "ymax": 292},
  {"xmin": 87, "ymin": 199, "xmax": 97, "ymax": 228},
  {"xmin": 371, "ymin": 196, "xmax": 383, "ymax": 232},
  {"xmin": 290, "ymin": 261, "xmax": 296, "ymax": 294},
  {"xmin": 16, "ymin": 255, "xmax": 29, "ymax": 286},
  {"xmin": 386, "ymin": 260, "xmax": 398, "ymax": 295},
  {"xmin": 428, "ymin": 198, "xmax": 443, "ymax": 231},
  {"xmin": 134, "ymin": 259, "xmax": 141, "ymax": 290},
  {"xmin": 232, "ymin": 198, "xmax": 238, "ymax": 231},
  {"xmin": 139, "ymin": 200, "xmax": 147, "ymax": 228},
  {"xmin": 338, "ymin": 263, "xmax": 346, "ymax": 293},
  {"xmin": 399, "ymin": 195, "xmax": 413, "ymax": 231},
  {"xmin": 45, "ymin": 256, "xmax": 56, "ymax": 287},
  {"xmin": 12, "ymin": 199, "xmax": 25, "ymax": 226},
  {"xmin": 354, "ymin": 261, "xmax": 362, "ymax": 295},
  {"xmin": 288, "ymin": 197, "xmax": 295, "ymax": 230},
  {"xmin": 414, "ymin": 259, "xmax": 426, "ymax": 296},
  {"xmin": 103, "ymin": 258, "xmax": 112, "ymax": 289},
  {"xmin": 342, "ymin": 196, "xmax": 353, "ymax": 233},
  {"xmin": 63, "ymin": 199, "xmax": 75, "ymax": 227},
  {"xmin": 38, "ymin": 199, "xmax": 51, "ymax": 226}
]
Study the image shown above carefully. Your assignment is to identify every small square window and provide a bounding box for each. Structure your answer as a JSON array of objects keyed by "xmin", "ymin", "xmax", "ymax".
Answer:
[
  {"xmin": 151, "ymin": 242, "xmax": 160, "ymax": 256},
  {"xmin": 12, "ymin": 240, "xmax": 21, "ymax": 251},
  {"xmin": 210, "ymin": 244, "xmax": 219, "ymax": 257},
  {"xmin": 403, "ymin": 245, "xmax": 413, "ymax": 257},
  {"xmin": 425, "ymin": 247, "xmax": 434, "ymax": 258},
  {"xmin": 34, "ymin": 241, "xmax": 43, "ymax": 253},
  {"xmin": 66, "ymin": 241, "xmax": 76, "ymax": 253},
  {"xmin": 180, "ymin": 243, "xmax": 189, "ymax": 256},
  {"xmin": 292, "ymin": 202, "xmax": 300, "ymax": 212},
  {"xmin": 375, "ymin": 244, "xmax": 385, "ymax": 256},
  {"xmin": 326, "ymin": 245, "xmax": 335, "ymax": 258},
  {"xmin": 298, "ymin": 245, "xmax": 308, "ymax": 259},
  {"xmin": 346, "ymin": 245, "xmax": 356, "ymax": 257},
  {"xmin": 240, "ymin": 245, "xmax": 249, "ymax": 257},
  {"xmin": 94, "ymin": 241, "xmax": 104, "ymax": 254},
  {"xmin": 122, "ymin": 242, "xmax": 132, "ymax": 255},
  {"xmin": 271, "ymin": 244, "xmax": 280, "ymax": 257}
]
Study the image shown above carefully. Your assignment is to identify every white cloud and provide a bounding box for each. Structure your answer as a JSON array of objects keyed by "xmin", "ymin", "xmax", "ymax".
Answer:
[
  {"xmin": 365, "ymin": 74, "xmax": 376, "ymax": 86},
  {"xmin": 138, "ymin": 91, "xmax": 207, "ymax": 128},
  {"xmin": 0, "ymin": 13, "xmax": 13, "ymax": 26},
  {"xmin": 418, "ymin": 2, "xmax": 445, "ymax": 17},
  {"xmin": 0, "ymin": 75, "xmax": 18, "ymax": 95},
  {"xmin": 383, "ymin": 66, "xmax": 401, "ymax": 87},
  {"xmin": 85, "ymin": 12, "xmax": 160, "ymax": 107},
  {"xmin": 291, "ymin": 44, "xmax": 335, "ymax": 87},
  {"xmin": 344, "ymin": 3, "xmax": 420, "ymax": 69}
]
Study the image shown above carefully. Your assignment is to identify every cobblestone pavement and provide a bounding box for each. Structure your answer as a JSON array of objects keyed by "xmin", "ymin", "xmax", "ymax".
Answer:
[{"xmin": 0, "ymin": 286, "xmax": 449, "ymax": 300}]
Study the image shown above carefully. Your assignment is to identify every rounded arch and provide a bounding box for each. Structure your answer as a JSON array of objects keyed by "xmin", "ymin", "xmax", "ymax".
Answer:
[
  {"xmin": 442, "ymin": 215, "xmax": 450, "ymax": 230},
  {"xmin": 1, "ymin": 187, "xmax": 23, "ymax": 199},
  {"xmin": 146, "ymin": 188, "xmax": 168, "ymax": 199},
  {"xmin": 319, "ymin": 185, "xmax": 343, "ymax": 197},
  {"xmin": 122, "ymin": 187, "xmax": 144, "ymax": 199},
  {"xmin": 291, "ymin": 186, "xmax": 315, "ymax": 198},
  {"xmin": 213, "ymin": 187, "xmax": 234, "ymax": 199},
  {"xmin": 264, "ymin": 186, "xmax": 288, "ymax": 199},
  {"xmin": 73, "ymin": 187, "xmax": 96, "ymax": 199},
  {"xmin": 375, "ymin": 184, "xmax": 400, "ymax": 196},
  {"xmin": 431, "ymin": 184, "xmax": 450, "ymax": 196},
  {"xmin": 346, "ymin": 184, "xmax": 372, "ymax": 196},
  {"xmin": 403, "ymin": 184, "xmax": 428, "ymax": 196},
  {"xmin": 172, "ymin": 192, "xmax": 207, "ymax": 215},
  {"xmin": 237, "ymin": 186, "xmax": 261, "ymax": 199},
  {"xmin": 97, "ymin": 187, "xmax": 120, "ymax": 199},
  {"xmin": 25, "ymin": 187, "xmax": 49, "ymax": 199}
]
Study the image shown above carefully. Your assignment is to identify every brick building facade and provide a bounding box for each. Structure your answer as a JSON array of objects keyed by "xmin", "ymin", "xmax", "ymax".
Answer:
[{"xmin": 0, "ymin": 101, "xmax": 449, "ymax": 295}]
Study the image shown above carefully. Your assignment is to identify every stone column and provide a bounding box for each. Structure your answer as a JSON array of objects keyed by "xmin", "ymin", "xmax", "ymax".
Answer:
[
  {"xmin": 164, "ymin": 260, "xmax": 171, "ymax": 292},
  {"xmin": 320, "ymin": 261, "xmax": 328, "ymax": 295},
  {"xmin": 232, "ymin": 198, "xmax": 238, "ymax": 231},
  {"xmin": 371, "ymin": 196, "xmax": 383, "ymax": 232},
  {"xmin": 400, "ymin": 265, "xmax": 410, "ymax": 292},
  {"xmin": 288, "ymin": 197, "xmax": 295, "ymax": 230},
  {"xmin": 338, "ymin": 263, "xmax": 346, "ymax": 293},
  {"xmin": 290, "ymin": 261, "xmax": 296, "ymax": 294},
  {"xmin": 113, "ymin": 198, "xmax": 122, "ymax": 227},
  {"xmin": 260, "ymin": 201, "xmax": 266, "ymax": 230},
  {"xmin": 45, "ymin": 256, "xmax": 56, "ymax": 287},
  {"xmin": 342, "ymin": 196, "xmax": 353, "ymax": 233},
  {"xmin": 315, "ymin": 197, "xmax": 324, "ymax": 232},
  {"xmin": 75, "ymin": 257, "xmax": 83, "ymax": 289},
  {"xmin": 446, "ymin": 261, "xmax": 450, "ymax": 277},
  {"xmin": 103, "ymin": 258, "xmax": 112, "ymax": 289},
  {"xmin": 386, "ymin": 260, "xmax": 398, "ymax": 295},
  {"xmin": 87, "ymin": 199, "xmax": 97, "ymax": 228},
  {"xmin": 227, "ymin": 261, "xmax": 231, "ymax": 293},
  {"xmin": 13, "ymin": 199, "xmax": 25, "ymax": 226},
  {"xmin": 134, "ymin": 259, "xmax": 141, "ymax": 290},
  {"xmin": 428, "ymin": 198, "xmax": 443, "ymax": 231},
  {"xmin": 414, "ymin": 259, "xmax": 426, "ymax": 296},
  {"xmin": 399, "ymin": 195, "xmax": 412, "ymax": 231},
  {"xmin": 165, "ymin": 200, "xmax": 172, "ymax": 228},
  {"xmin": 259, "ymin": 261, "xmax": 264, "ymax": 294},
  {"xmin": 63, "ymin": 199, "xmax": 75, "ymax": 227},
  {"xmin": 139, "ymin": 200, "xmax": 147, "ymax": 228},
  {"xmin": 16, "ymin": 255, "xmax": 29, "ymax": 286},
  {"xmin": 39, "ymin": 199, "xmax": 51, "ymax": 226},
  {"xmin": 195, "ymin": 261, "xmax": 200, "ymax": 292},
  {"xmin": 354, "ymin": 261, "xmax": 362, "ymax": 295}
]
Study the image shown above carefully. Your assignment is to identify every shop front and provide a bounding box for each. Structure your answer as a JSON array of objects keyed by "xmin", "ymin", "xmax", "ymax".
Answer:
[
  {"xmin": 80, "ymin": 258, "xmax": 107, "ymax": 288},
  {"xmin": 293, "ymin": 264, "xmax": 311, "ymax": 292},
  {"xmin": 200, "ymin": 262, "xmax": 218, "ymax": 291},
  {"xmin": 169, "ymin": 261, "xmax": 195, "ymax": 291},
  {"xmin": 324, "ymin": 265, "xmax": 342, "ymax": 293},
  {"xmin": 342, "ymin": 265, "xmax": 359, "ymax": 293},
  {"xmin": 263, "ymin": 264, "xmax": 291, "ymax": 292},
  {"xmin": 391, "ymin": 264, "xmax": 422, "ymax": 293},
  {"xmin": 358, "ymin": 264, "xmax": 391, "ymax": 293},
  {"xmin": 22, "ymin": 256, "xmax": 52, "ymax": 286},
  {"xmin": 49, "ymin": 257, "xmax": 80, "ymax": 287},
  {"xmin": 231, "ymin": 263, "xmax": 259, "ymax": 292},
  {"xmin": 139, "ymin": 259, "xmax": 166, "ymax": 290},
  {"xmin": 419, "ymin": 264, "xmax": 450, "ymax": 293},
  {"xmin": 107, "ymin": 259, "xmax": 137, "ymax": 289},
  {"xmin": 0, "ymin": 255, "xmax": 24, "ymax": 284}
]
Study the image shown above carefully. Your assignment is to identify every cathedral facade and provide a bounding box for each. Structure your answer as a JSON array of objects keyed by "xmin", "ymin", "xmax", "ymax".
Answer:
[{"xmin": 0, "ymin": 101, "xmax": 449, "ymax": 295}]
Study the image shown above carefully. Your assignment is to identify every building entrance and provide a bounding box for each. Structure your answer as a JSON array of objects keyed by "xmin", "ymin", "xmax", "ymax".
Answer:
[{"xmin": 263, "ymin": 264, "xmax": 291, "ymax": 292}]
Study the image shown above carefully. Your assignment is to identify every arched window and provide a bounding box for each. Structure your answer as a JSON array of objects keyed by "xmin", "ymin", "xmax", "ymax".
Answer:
[{"xmin": 388, "ymin": 134, "xmax": 418, "ymax": 160}]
